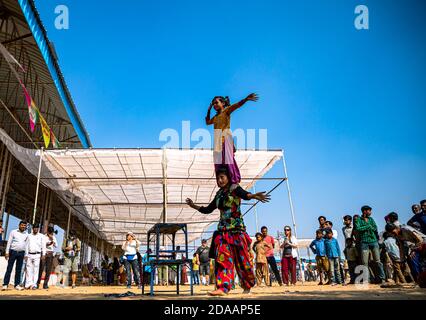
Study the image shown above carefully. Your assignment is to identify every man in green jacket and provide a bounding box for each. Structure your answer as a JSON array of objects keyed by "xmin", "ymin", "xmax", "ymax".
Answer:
[{"xmin": 354, "ymin": 205, "xmax": 385, "ymax": 284}]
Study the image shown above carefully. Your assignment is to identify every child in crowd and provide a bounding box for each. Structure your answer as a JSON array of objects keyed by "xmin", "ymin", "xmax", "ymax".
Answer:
[
  {"xmin": 117, "ymin": 264, "xmax": 127, "ymax": 285},
  {"xmin": 309, "ymin": 229, "xmax": 329, "ymax": 285},
  {"xmin": 192, "ymin": 253, "xmax": 200, "ymax": 285},
  {"xmin": 81, "ymin": 264, "xmax": 91, "ymax": 286},
  {"xmin": 324, "ymin": 229, "xmax": 344, "ymax": 286},
  {"xmin": 383, "ymin": 232, "xmax": 406, "ymax": 284},
  {"xmin": 343, "ymin": 238, "xmax": 358, "ymax": 284},
  {"xmin": 253, "ymin": 232, "xmax": 273, "ymax": 287}
]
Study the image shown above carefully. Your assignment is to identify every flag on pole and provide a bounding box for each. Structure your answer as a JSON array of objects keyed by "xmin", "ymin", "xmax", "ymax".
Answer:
[
  {"xmin": 39, "ymin": 114, "xmax": 51, "ymax": 148},
  {"xmin": 50, "ymin": 129, "xmax": 61, "ymax": 148}
]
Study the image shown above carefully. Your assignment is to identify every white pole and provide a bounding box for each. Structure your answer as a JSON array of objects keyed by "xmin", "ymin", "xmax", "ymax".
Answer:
[
  {"xmin": 162, "ymin": 148, "xmax": 168, "ymax": 224},
  {"xmin": 32, "ymin": 148, "xmax": 44, "ymax": 224},
  {"xmin": 0, "ymin": 150, "xmax": 9, "ymax": 214},
  {"xmin": 282, "ymin": 152, "xmax": 304, "ymax": 283},
  {"xmin": 4, "ymin": 208, "xmax": 10, "ymax": 238},
  {"xmin": 66, "ymin": 194, "xmax": 74, "ymax": 239}
]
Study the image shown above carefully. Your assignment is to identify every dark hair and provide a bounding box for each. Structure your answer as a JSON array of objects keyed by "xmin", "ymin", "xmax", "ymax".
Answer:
[
  {"xmin": 261, "ymin": 226, "xmax": 268, "ymax": 231},
  {"xmin": 385, "ymin": 223, "xmax": 398, "ymax": 233},
  {"xmin": 326, "ymin": 221, "xmax": 333, "ymax": 227},
  {"xmin": 19, "ymin": 220, "xmax": 27, "ymax": 225},
  {"xmin": 325, "ymin": 228, "xmax": 333, "ymax": 235},
  {"xmin": 69, "ymin": 229, "xmax": 76, "ymax": 237},
  {"xmin": 353, "ymin": 214, "xmax": 360, "ymax": 219},
  {"xmin": 361, "ymin": 205, "xmax": 372, "ymax": 212},
  {"xmin": 201, "ymin": 239, "xmax": 207, "ymax": 243},
  {"xmin": 215, "ymin": 165, "xmax": 230, "ymax": 180},
  {"xmin": 383, "ymin": 232, "xmax": 391, "ymax": 240},
  {"xmin": 387, "ymin": 212, "xmax": 398, "ymax": 221},
  {"xmin": 211, "ymin": 96, "xmax": 231, "ymax": 108},
  {"xmin": 345, "ymin": 238, "xmax": 354, "ymax": 246},
  {"xmin": 47, "ymin": 226, "xmax": 58, "ymax": 234},
  {"xmin": 343, "ymin": 215, "xmax": 352, "ymax": 221},
  {"xmin": 318, "ymin": 216, "xmax": 326, "ymax": 221},
  {"xmin": 255, "ymin": 232, "xmax": 263, "ymax": 238},
  {"xmin": 316, "ymin": 229, "xmax": 323, "ymax": 234},
  {"xmin": 420, "ymin": 200, "xmax": 426, "ymax": 205}
]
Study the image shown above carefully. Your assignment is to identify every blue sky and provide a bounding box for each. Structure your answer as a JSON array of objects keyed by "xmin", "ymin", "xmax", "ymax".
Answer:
[{"xmin": 6, "ymin": 0, "xmax": 425, "ymax": 253}]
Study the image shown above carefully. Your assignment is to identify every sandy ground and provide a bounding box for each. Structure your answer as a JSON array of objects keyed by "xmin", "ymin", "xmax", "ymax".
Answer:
[{"xmin": 0, "ymin": 282, "xmax": 425, "ymax": 300}]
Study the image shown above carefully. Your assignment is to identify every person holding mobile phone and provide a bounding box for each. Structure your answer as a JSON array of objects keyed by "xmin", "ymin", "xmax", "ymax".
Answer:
[
  {"xmin": 122, "ymin": 231, "xmax": 141, "ymax": 289},
  {"xmin": 280, "ymin": 226, "xmax": 298, "ymax": 286}
]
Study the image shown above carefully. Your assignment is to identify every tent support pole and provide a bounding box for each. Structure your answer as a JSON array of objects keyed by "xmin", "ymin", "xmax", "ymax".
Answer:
[
  {"xmin": 1, "ymin": 152, "xmax": 12, "ymax": 221},
  {"xmin": 32, "ymin": 148, "xmax": 44, "ymax": 225},
  {"xmin": 161, "ymin": 148, "xmax": 168, "ymax": 246},
  {"xmin": 162, "ymin": 148, "xmax": 168, "ymax": 224},
  {"xmin": 45, "ymin": 192, "xmax": 53, "ymax": 233},
  {"xmin": 0, "ymin": 150, "xmax": 9, "ymax": 217},
  {"xmin": 282, "ymin": 152, "xmax": 303, "ymax": 283},
  {"xmin": 4, "ymin": 207, "xmax": 10, "ymax": 238},
  {"xmin": 66, "ymin": 194, "xmax": 74, "ymax": 239}
]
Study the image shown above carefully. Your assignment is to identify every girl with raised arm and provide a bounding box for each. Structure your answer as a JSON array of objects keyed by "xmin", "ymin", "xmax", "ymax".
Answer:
[
  {"xmin": 186, "ymin": 166, "xmax": 270, "ymax": 296},
  {"xmin": 205, "ymin": 93, "xmax": 259, "ymax": 185}
]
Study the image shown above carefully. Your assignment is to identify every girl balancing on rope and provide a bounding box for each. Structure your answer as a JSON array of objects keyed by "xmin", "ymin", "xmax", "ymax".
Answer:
[
  {"xmin": 206, "ymin": 93, "xmax": 259, "ymax": 185},
  {"xmin": 186, "ymin": 165, "xmax": 270, "ymax": 296}
]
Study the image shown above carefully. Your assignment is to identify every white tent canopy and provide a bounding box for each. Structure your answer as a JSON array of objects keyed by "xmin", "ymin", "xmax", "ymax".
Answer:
[{"xmin": 0, "ymin": 129, "xmax": 288, "ymax": 247}]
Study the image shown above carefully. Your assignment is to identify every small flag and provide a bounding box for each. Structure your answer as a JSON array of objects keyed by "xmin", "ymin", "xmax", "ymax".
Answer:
[
  {"xmin": 50, "ymin": 129, "xmax": 61, "ymax": 148},
  {"xmin": 28, "ymin": 99, "xmax": 39, "ymax": 132},
  {"xmin": 39, "ymin": 114, "xmax": 51, "ymax": 148}
]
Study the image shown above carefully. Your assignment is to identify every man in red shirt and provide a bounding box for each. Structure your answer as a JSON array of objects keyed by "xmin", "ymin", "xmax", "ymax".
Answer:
[{"xmin": 261, "ymin": 226, "xmax": 283, "ymax": 286}]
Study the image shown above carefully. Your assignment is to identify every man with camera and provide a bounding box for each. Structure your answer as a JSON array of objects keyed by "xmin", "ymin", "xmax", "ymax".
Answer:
[
  {"xmin": 37, "ymin": 226, "xmax": 58, "ymax": 289},
  {"xmin": 62, "ymin": 229, "xmax": 81, "ymax": 288}
]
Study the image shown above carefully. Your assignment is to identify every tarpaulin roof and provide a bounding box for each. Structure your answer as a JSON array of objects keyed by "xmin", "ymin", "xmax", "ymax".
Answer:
[{"xmin": 0, "ymin": 128, "xmax": 283, "ymax": 246}]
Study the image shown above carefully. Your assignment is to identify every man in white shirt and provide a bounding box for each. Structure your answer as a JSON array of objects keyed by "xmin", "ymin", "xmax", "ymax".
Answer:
[
  {"xmin": 2, "ymin": 221, "xmax": 28, "ymax": 291},
  {"xmin": 37, "ymin": 226, "xmax": 57, "ymax": 289},
  {"xmin": 24, "ymin": 223, "xmax": 46, "ymax": 290}
]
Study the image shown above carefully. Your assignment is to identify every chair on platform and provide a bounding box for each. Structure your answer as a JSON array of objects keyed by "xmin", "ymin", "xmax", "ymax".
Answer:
[{"xmin": 142, "ymin": 223, "xmax": 193, "ymax": 296}]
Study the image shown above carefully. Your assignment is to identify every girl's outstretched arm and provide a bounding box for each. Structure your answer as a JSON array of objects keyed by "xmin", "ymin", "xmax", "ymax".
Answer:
[
  {"xmin": 205, "ymin": 103, "xmax": 214, "ymax": 125},
  {"xmin": 186, "ymin": 197, "xmax": 217, "ymax": 214},
  {"xmin": 234, "ymin": 186, "xmax": 271, "ymax": 203},
  {"xmin": 226, "ymin": 93, "xmax": 259, "ymax": 115}
]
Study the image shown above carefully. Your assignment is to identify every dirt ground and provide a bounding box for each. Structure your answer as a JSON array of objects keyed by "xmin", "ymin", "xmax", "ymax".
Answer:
[{"xmin": 0, "ymin": 282, "xmax": 425, "ymax": 300}]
